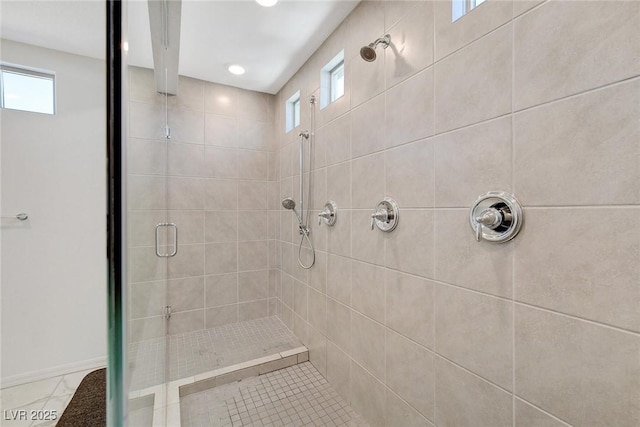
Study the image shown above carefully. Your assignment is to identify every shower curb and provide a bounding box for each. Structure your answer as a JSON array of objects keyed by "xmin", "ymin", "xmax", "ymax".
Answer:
[{"xmin": 131, "ymin": 346, "xmax": 309, "ymax": 427}]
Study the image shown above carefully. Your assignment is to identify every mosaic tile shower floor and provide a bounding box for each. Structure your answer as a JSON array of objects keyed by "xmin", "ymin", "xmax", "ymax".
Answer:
[
  {"xmin": 180, "ymin": 362, "xmax": 369, "ymax": 427},
  {"xmin": 129, "ymin": 317, "xmax": 303, "ymax": 390}
]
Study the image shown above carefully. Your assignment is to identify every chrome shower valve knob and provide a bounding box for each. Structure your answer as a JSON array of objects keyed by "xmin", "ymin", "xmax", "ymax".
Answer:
[
  {"xmin": 476, "ymin": 208, "xmax": 502, "ymax": 229},
  {"xmin": 318, "ymin": 201, "xmax": 337, "ymax": 226},
  {"xmin": 469, "ymin": 191, "xmax": 523, "ymax": 243},
  {"xmin": 474, "ymin": 207, "xmax": 503, "ymax": 241},
  {"xmin": 370, "ymin": 210, "xmax": 389, "ymax": 230},
  {"xmin": 371, "ymin": 198, "xmax": 399, "ymax": 232}
]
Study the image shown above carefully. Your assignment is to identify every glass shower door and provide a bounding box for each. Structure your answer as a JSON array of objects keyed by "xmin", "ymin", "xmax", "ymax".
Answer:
[
  {"xmin": 125, "ymin": 0, "xmax": 177, "ymax": 422},
  {"xmin": 126, "ymin": 72, "xmax": 172, "ymax": 427}
]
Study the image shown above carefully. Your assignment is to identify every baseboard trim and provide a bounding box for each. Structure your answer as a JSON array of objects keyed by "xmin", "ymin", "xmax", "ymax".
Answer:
[{"xmin": 1, "ymin": 356, "xmax": 107, "ymax": 389}]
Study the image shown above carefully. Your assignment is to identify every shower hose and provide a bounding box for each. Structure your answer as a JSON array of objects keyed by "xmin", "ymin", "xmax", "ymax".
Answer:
[{"xmin": 296, "ymin": 222, "xmax": 315, "ymax": 269}]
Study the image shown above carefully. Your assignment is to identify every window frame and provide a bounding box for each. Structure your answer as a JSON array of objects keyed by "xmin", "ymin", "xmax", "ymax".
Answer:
[
  {"xmin": 319, "ymin": 50, "xmax": 345, "ymax": 110},
  {"xmin": 452, "ymin": 0, "xmax": 486, "ymax": 22},
  {"xmin": 285, "ymin": 90, "xmax": 301, "ymax": 133},
  {"xmin": 0, "ymin": 63, "xmax": 56, "ymax": 115},
  {"xmin": 329, "ymin": 60, "xmax": 345, "ymax": 103},
  {"xmin": 293, "ymin": 97, "xmax": 301, "ymax": 128}
]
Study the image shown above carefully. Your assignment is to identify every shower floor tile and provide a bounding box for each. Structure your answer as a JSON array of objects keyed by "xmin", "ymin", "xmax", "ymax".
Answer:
[
  {"xmin": 129, "ymin": 316, "xmax": 303, "ymax": 391},
  {"xmin": 180, "ymin": 362, "xmax": 369, "ymax": 427}
]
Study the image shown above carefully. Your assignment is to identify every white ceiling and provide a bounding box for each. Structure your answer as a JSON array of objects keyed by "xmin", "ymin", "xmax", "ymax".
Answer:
[
  {"xmin": 0, "ymin": 0, "xmax": 358, "ymax": 94},
  {"xmin": 0, "ymin": 0, "xmax": 106, "ymax": 60}
]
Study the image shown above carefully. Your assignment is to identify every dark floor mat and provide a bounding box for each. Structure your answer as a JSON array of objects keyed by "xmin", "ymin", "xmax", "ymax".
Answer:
[{"xmin": 56, "ymin": 368, "xmax": 106, "ymax": 427}]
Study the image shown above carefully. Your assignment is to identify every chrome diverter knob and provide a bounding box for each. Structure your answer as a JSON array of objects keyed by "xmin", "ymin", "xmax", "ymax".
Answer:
[
  {"xmin": 470, "ymin": 191, "xmax": 523, "ymax": 243},
  {"xmin": 371, "ymin": 198, "xmax": 399, "ymax": 232},
  {"xmin": 318, "ymin": 201, "xmax": 338, "ymax": 226}
]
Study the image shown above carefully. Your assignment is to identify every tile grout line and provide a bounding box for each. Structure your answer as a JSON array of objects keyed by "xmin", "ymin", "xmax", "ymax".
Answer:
[
  {"xmin": 511, "ymin": 6, "xmax": 517, "ymax": 426},
  {"xmin": 513, "ymin": 396, "xmax": 573, "ymax": 427},
  {"xmin": 275, "ymin": 73, "xmax": 640, "ymax": 172},
  {"xmin": 431, "ymin": 3, "xmax": 438, "ymax": 415}
]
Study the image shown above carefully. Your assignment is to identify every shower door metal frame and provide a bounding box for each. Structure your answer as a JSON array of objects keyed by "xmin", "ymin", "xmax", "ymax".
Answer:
[{"xmin": 106, "ymin": 0, "xmax": 127, "ymax": 425}]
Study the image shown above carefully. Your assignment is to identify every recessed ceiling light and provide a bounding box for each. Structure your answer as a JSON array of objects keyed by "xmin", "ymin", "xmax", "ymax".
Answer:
[
  {"xmin": 256, "ymin": 0, "xmax": 278, "ymax": 7},
  {"xmin": 228, "ymin": 64, "xmax": 245, "ymax": 75}
]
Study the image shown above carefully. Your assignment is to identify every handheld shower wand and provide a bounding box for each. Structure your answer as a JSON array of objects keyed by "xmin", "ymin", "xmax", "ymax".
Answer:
[{"xmin": 281, "ymin": 197, "xmax": 303, "ymax": 225}]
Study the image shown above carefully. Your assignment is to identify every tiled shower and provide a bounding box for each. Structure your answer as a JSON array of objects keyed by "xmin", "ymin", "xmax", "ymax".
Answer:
[
  {"xmin": 126, "ymin": 67, "xmax": 297, "ymax": 392},
  {"xmin": 125, "ymin": 1, "xmax": 639, "ymax": 426},
  {"xmin": 128, "ymin": 66, "xmax": 278, "ymax": 342}
]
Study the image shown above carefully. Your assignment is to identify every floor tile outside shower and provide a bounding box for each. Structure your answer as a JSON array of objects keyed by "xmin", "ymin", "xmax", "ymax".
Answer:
[{"xmin": 0, "ymin": 369, "xmax": 97, "ymax": 427}]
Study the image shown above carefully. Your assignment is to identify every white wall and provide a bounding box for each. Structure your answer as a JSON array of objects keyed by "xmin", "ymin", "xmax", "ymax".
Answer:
[{"xmin": 0, "ymin": 40, "xmax": 107, "ymax": 387}]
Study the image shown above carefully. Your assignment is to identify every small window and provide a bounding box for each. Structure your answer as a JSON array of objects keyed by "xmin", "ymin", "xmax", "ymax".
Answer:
[
  {"xmin": 293, "ymin": 98, "xmax": 301, "ymax": 128},
  {"xmin": 330, "ymin": 61, "xmax": 345, "ymax": 103},
  {"xmin": 0, "ymin": 64, "xmax": 55, "ymax": 114},
  {"xmin": 320, "ymin": 50, "xmax": 345, "ymax": 109},
  {"xmin": 452, "ymin": 0, "xmax": 486, "ymax": 22},
  {"xmin": 285, "ymin": 90, "xmax": 301, "ymax": 133}
]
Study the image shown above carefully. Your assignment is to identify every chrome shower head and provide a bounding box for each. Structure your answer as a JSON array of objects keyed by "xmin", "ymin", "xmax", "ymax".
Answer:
[
  {"xmin": 360, "ymin": 34, "xmax": 391, "ymax": 62},
  {"xmin": 282, "ymin": 197, "xmax": 296, "ymax": 210},
  {"xmin": 360, "ymin": 45, "xmax": 377, "ymax": 62}
]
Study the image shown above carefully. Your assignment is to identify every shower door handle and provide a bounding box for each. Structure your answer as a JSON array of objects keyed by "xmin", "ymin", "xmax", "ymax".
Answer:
[{"xmin": 155, "ymin": 223, "xmax": 178, "ymax": 257}]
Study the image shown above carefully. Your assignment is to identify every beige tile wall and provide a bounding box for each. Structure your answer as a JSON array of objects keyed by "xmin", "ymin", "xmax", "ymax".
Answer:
[
  {"xmin": 127, "ymin": 67, "xmax": 279, "ymax": 342},
  {"xmin": 273, "ymin": 1, "xmax": 640, "ymax": 426}
]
